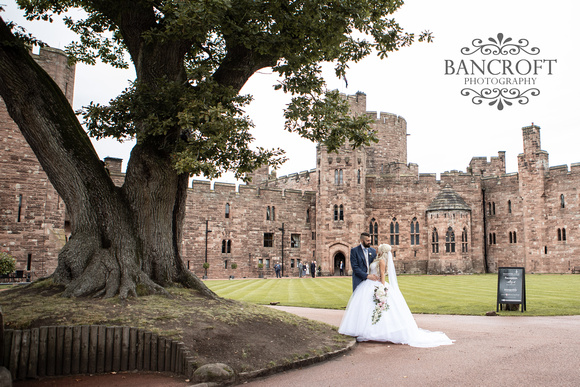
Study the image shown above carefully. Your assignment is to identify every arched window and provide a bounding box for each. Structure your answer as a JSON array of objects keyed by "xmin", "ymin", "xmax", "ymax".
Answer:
[
  {"xmin": 410, "ymin": 217, "xmax": 420, "ymax": 245},
  {"xmin": 461, "ymin": 227, "xmax": 468, "ymax": 252},
  {"xmin": 488, "ymin": 202, "xmax": 492, "ymax": 215},
  {"xmin": 509, "ymin": 231, "xmax": 513, "ymax": 244},
  {"xmin": 225, "ymin": 203, "xmax": 230, "ymax": 218},
  {"xmin": 432, "ymin": 228, "xmax": 439, "ymax": 253},
  {"xmin": 390, "ymin": 218, "xmax": 399, "ymax": 245},
  {"xmin": 334, "ymin": 205, "xmax": 339, "ymax": 221},
  {"xmin": 272, "ymin": 206, "xmax": 276, "ymax": 221},
  {"xmin": 357, "ymin": 169, "xmax": 361, "ymax": 184},
  {"xmin": 266, "ymin": 206, "xmax": 271, "ymax": 220},
  {"xmin": 334, "ymin": 169, "xmax": 339, "ymax": 185},
  {"xmin": 489, "ymin": 233, "xmax": 493, "ymax": 245},
  {"xmin": 369, "ymin": 218, "xmax": 378, "ymax": 245},
  {"xmin": 513, "ymin": 231, "xmax": 517, "ymax": 243},
  {"xmin": 561, "ymin": 194, "xmax": 565, "ymax": 208},
  {"xmin": 339, "ymin": 169, "xmax": 343, "ymax": 185},
  {"xmin": 493, "ymin": 233, "xmax": 496, "ymax": 244},
  {"xmin": 222, "ymin": 240, "xmax": 227, "ymax": 253},
  {"xmin": 445, "ymin": 227, "xmax": 455, "ymax": 253},
  {"xmin": 339, "ymin": 204, "xmax": 344, "ymax": 221},
  {"xmin": 558, "ymin": 228, "xmax": 567, "ymax": 241},
  {"xmin": 227, "ymin": 240, "xmax": 231, "ymax": 253},
  {"xmin": 508, "ymin": 200, "xmax": 512, "ymax": 214},
  {"xmin": 306, "ymin": 208, "xmax": 310, "ymax": 223},
  {"xmin": 492, "ymin": 202, "xmax": 496, "ymax": 215}
]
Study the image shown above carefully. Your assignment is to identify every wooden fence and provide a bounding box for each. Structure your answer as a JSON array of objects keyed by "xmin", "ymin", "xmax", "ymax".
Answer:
[{"xmin": 1, "ymin": 325, "xmax": 196, "ymax": 381}]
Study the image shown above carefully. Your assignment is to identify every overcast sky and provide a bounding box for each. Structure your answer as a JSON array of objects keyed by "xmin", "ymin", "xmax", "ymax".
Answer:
[{"xmin": 3, "ymin": 0, "xmax": 580, "ymax": 183}]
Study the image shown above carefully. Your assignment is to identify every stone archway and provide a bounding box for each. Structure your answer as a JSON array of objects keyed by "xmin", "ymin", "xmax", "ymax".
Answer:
[{"xmin": 333, "ymin": 252, "xmax": 346, "ymax": 276}]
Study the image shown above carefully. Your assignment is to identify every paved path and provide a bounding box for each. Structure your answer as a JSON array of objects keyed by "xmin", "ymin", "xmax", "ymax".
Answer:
[
  {"xmin": 15, "ymin": 307, "xmax": 580, "ymax": 386},
  {"xmin": 248, "ymin": 306, "xmax": 580, "ymax": 387}
]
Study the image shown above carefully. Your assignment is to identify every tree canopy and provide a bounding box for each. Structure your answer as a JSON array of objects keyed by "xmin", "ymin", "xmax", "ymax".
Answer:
[
  {"xmin": 0, "ymin": 0, "xmax": 431, "ymax": 298},
  {"xmin": 12, "ymin": 0, "xmax": 431, "ymax": 181}
]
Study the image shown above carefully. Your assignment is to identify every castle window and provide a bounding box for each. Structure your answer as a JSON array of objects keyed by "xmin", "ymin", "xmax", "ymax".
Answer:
[
  {"xmin": 312, "ymin": 232, "xmax": 316, "ymax": 240},
  {"xmin": 339, "ymin": 169, "xmax": 343, "ymax": 185},
  {"xmin": 445, "ymin": 227, "xmax": 455, "ymax": 253},
  {"xmin": 488, "ymin": 202, "xmax": 491, "ymax": 215},
  {"xmin": 558, "ymin": 228, "xmax": 567, "ymax": 241},
  {"xmin": 461, "ymin": 228, "xmax": 468, "ymax": 252},
  {"xmin": 432, "ymin": 228, "xmax": 439, "ymax": 253},
  {"xmin": 291, "ymin": 234, "xmax": 301, "ymax": 248},
  {"xmin": 357, "ymin": 169, "xmax": 361, "ymax": 184},
  {"xmin": 266, "ymin": 206, "xmax": 271, "ymax": 220},
  {"xmin": 334, "ymin": 205, "xmax": 339, "ymax": 221},
  {"xmin": 27, "ymin": 254, "xmax": 32, "ymax": 271},
  {"xmin": 493, "ymin": 202, "xmax": 496, "ymax": 215},
  {"xmin": 306, "ymin": 209, "xmax": 310, "ymax": 223},
  {"xmin": 264, "ymin": 233, "xmax": 273, "ymax": 247},
  {"xmin": 334, "ymin": 169, "xmax": 339, "ymax": 185},
  {"xmin": 560, "ymin": 194, "xmax": 565, "ymax": 208},
  {"xmin": 339, "ymin": 204, "xmax": 344, "ymax": 221},
  {"xmin": 291, "ymin": 259, "xmax": 295, "ymax": 268},
  {"xmin": 509, "ymin": 232, "xmax": 513, "ymax": 244},
  {"xmin": 17, "ymin": 194, "xmax": 23, "ymax": 222},
  {"xmin": 508, "ymin": 200, "xmax": 512, "ymax": 213},
  {"xmin": 369, "ymin": 218, "xmax": 378, "ymax": 245},
  {"xmin": 222, "ymin": 240, "xmax": 231, "ymax": 253},
  {"xmin": 513, "ymin": 231, "xmax": 517, "ymax": 243},
  {"xmin": 390, "ymin": 218, "xmax": 400, "ymax": 245},
  {"xmin": 493, "ymin": 233, "xmax": 496, "ymax": 244},
  {"xmin": 410, "ymin": 218, "xmax": 420, "ymax": 245},
  {"xmin": 265, "ymin": 259, "xmax": 270, "ymax": 268},
  {"xmin": 272, "ymin": 206, "xmax": 275, "ymax": 221},
  {"xmin": 225, "ymin": 203, "xmax": 230, "ymax": 218},
  {"xmin": 224, "ymin": 260, "xmax": 228, "ymax": 269}
]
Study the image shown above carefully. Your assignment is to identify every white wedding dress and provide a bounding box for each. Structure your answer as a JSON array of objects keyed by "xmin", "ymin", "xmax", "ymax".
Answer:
[{"xmin": 338, "ymin": 252, "xmax": 454, "ymax": 347}]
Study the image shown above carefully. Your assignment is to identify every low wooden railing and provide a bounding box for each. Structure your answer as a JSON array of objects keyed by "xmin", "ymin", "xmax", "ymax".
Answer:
[{"xmin": 1, "ymin": 324, "xmax": 196, "ymax": 381}]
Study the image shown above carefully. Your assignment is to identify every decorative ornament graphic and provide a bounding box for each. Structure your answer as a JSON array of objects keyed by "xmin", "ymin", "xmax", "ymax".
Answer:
[
  {"xmin": 461, "ymin": 87, "xmax": 540, "ymax": 111},
  {"xmin": 460, "ymin": 33, "xmax": 540, "ymax": 56}
]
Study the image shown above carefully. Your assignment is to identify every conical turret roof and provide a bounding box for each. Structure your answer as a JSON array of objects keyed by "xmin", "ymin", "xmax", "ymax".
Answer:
[{"xmin": 426, "ymin": 185, "xmax": 471, "ymax": 212}]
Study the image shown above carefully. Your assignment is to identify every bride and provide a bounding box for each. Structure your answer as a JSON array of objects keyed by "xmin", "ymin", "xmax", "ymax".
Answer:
[{"xmin": 338, "ymin": 244, "xmax": 454, "ymax": 347}]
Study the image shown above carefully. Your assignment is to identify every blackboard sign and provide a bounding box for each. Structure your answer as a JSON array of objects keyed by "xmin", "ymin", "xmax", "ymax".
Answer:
[{"xmin": 496, "ymin": 267, "xmax": 526, "ymax": 312}]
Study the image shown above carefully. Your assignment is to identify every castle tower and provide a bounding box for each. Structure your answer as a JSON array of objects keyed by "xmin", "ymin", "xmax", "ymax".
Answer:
[
  {"xmin": 0, "ymin": 47, "xmax": 75, "ymax": 278},
  {"xmin": 517, "ymin": 124, "xmax": 549, "ymax": 272},
  {"xmin": 315, "ymin": 93, "xmax": 368, "ymax": 275}
]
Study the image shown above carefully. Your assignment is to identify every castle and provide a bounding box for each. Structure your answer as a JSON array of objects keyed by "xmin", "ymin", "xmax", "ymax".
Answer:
[{"xmin": 2, "ymin": 48, "xmax": 579, "ymax": 280}]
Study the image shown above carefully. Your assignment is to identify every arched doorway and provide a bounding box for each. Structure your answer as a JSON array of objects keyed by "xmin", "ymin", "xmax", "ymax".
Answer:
[{"xmin": 334, "ymin": 252, "xmax": 346, "ymax": 276}]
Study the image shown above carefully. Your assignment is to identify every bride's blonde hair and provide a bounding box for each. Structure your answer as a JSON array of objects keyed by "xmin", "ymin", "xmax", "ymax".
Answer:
[{"xmin": 377, "ymin": 244, "xmax": 392, "ymax": 259}]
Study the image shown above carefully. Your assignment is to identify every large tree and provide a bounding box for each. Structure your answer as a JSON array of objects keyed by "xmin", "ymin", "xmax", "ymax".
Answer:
[{"xmin": 0, "ymin": 0, "xmax": 430, "ymax": 298}]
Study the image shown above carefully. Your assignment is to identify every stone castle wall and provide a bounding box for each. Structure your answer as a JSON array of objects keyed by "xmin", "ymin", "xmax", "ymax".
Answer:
[
  {"xmin": 0, "ymin": 47, "xmax": 74, "ymax": 278},
  {"xmin": 3, "ymin": 57, "xmax": 580, "ymax": 279}
]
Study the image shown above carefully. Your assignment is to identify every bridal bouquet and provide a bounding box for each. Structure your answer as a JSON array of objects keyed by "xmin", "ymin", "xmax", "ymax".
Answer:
[{"xmin": 371, "ymin": 285, "xmax": 389, "ymax": 325}]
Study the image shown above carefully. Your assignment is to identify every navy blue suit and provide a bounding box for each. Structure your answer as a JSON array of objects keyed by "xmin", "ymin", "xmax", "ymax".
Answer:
[{"xmin": 350, "ymin": 244, "xmax": 376, "ymax": 291}]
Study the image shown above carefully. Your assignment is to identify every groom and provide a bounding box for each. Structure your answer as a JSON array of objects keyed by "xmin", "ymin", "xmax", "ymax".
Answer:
[{"xmin": 350, "ymin": 232, "xmax": 378, "ymax": 291}]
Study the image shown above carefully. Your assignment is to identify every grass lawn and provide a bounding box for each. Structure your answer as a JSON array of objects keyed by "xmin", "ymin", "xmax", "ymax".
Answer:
[{"xmin": 205, "ymin": 274, "xmax": 580, "ymax": 316}]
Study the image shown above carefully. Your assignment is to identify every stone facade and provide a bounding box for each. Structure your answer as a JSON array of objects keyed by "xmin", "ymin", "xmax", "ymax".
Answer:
[
  {"xmin": 0, "ymin": 47, "xmax": 74, "ymax": 279},
  {"xmin": 2, "ymin": 55, "xmax": 580, "ymax": 279}
]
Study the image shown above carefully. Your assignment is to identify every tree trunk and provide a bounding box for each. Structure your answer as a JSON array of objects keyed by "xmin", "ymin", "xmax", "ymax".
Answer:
[{"xmin": 0, "ymin": 17, "xmax": 216, "ymax": 299}]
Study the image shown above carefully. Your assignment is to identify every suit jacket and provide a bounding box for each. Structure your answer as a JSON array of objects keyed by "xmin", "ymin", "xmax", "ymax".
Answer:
[{"xmin": 350, "ymin": 244, "xmax": 377, "ymax": 291}]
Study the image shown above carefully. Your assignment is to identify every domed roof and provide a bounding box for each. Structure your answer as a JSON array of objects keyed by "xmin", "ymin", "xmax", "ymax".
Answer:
[{"xmin": 426, "ymin": 185, "xmax": 471, "ymax": 212}]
